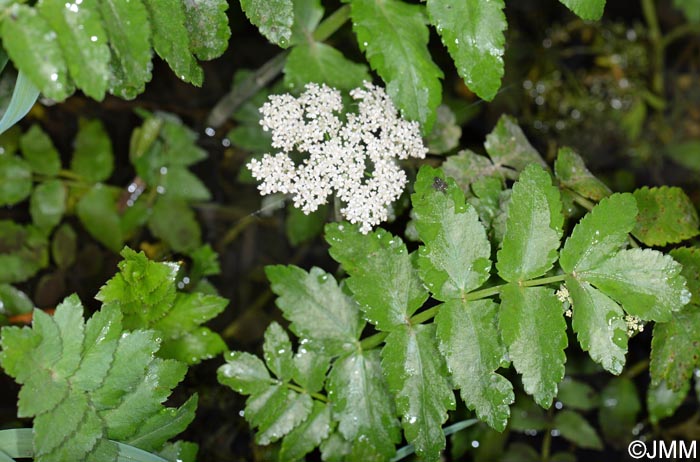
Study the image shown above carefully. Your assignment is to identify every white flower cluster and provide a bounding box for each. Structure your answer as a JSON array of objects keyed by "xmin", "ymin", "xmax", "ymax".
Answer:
[{"xmin": 247, "ymin": 82, "xmax": 427, "ymax": 233}]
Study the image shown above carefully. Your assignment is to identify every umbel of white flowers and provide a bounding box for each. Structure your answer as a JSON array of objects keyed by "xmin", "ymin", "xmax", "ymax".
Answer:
[{"xmin": 247, "ymin": 82, "xmax": 427, "ymax": 233}]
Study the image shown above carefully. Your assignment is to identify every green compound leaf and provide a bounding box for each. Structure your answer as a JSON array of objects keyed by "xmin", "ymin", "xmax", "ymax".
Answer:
[
  {"xmin": 30, "ymin": 179, "xmax": 66, "ymax": 231},
  {"xmin": 650, "ymin": 305, "xmax": 700, "ymax": 391},
  {"xmin": 265, "ymin": 265, "xmax": 363, "ymax": 356},
  {"xmin": 99, "ymin": 0, "xmax": 152, "ymax": 99},
  {"xmin": 0, "ymin": 221, "xmax": 48, "ymax": 284},
  {"xmin": 412, "ymin": 166, "xmax": 491, "ymax": 300},
  {"xmin": 598, "ymin": 377, "xmax": 641, "ymax": 446},
  {"xmin": 578, "ymin": 248, "xmax": 689, "ymax": 322},
  {"xmin": 142, "ymin": 0, "xmax": 203, "ymax": 86},
  {"xmin": 37, "ymin": 0, "xmax": 110, "ymax": 100},
  {"xmin": 97, "ymin": 248, "xmax": 227, "ymax": 365},
  {"xmin": 77, "ymin": 184, "xmax": 123, "ymax": 252},
  {"xmin": 382, "ymin": 324, "xmax": 455, "ymax": 461},
  {"xmin": 279, "ymin": 401, "xmax": 331, "ymax": 462},
  {"xmin": 647, "ymin": 379, "xmax": 689, "ymax": 424},
  {"xmin": 71, "ymin": 119, "xmax": 114, "ymax": 183},
  {"xmin": 670, "ymin": 247, "xmax": 700, "ymax": 305},
  {"xmin": 218, "ymin": 351, "xmax": 272, "ymax": 396},
  {"xmin": 632, "ymin": 186, "xmax": 700, "ymax": 246},
  {"xmin": 263, "ymin": 322, "xmax": 294, "ymax": 381},
  {"xmin": 674, "ymin": 0, "xmax": 700, "ymax": 22},
  {"xmin": 0, "ymin": 154, "xmax": 31, "ymax": 206},
  {"xmin": 554, "ymin": 147, "xmax": 611, "ymax": 201},
  {"xmin": 350, "ymin": 0, "xmax": 443, "ymax": 130},
  {"xmin": 1, "ymin": 4, "xmax": 70, "ymax": 101},
  {"xmin": 327, "ymin": 349, "xmax": 401, "ymax": 460},
  {"xmin": 0, "ymin": 296, "xmax": 195, "ymax": 461},
  {"xmin": 484, "ymin": 115, "xmax": 546, "ymax": 172},
  {"xmin": 567, "ymin": 277, "xmax": 628, "ymax": 374},
  {"xmin": 240, "ymin": 0, "xmax": 293, "ymax": 48},
  {"xmin": 341, "ymin": 229, "xmax": 428, "ymax": 331},
  {"xmin": 559, "ymin": 0, "xmax": 606, "ymax": 20},
  {"xmin": 148, "ymin": 196, "xmax": 201, "ymax": 254},
  {"xmin": 19, "ymin": 124, "xmax": 61, "ymax": 177},
  {"xmin": 427, "ymin": 0, "xmax": 506, "ymax": 101},
  {"xmin": 435, "ymin": 299, "xmax": 513, "ymax": 431},
  {"xmin": 559, "ymin": 193, "xmax": 637, "ymax": 273},
  {"xmin": 182, "ymin": 0, "xmax": 231, "ymax": 60},
  {"xmin": 496, "ymin": 164, "xmax": 563, "ymax": 282},
  {"xmin": 553, "ymin": 410, "xmax": 603, "ymax": 450},
  {"xmin": 499, "ymin": 285, "xmax": 567, "ymax": 408},
  {"xmin": 284, "ymin": 42, "xmax": 370, "ymax": 91}
]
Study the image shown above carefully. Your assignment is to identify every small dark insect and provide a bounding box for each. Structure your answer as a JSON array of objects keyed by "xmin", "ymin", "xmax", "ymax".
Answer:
[{"xmin": 432, "ymin": 176, "xmax": 448, "ymax": 193}]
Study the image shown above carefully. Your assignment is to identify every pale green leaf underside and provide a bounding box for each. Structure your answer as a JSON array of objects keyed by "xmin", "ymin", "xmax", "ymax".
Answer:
[
  {"xmin": 497, "ymin": 164, "xmax": 563, "ymax": 282},
  {"xmin": 650, "ymin": 305, "xmax": 700, "ymax": 390},
  {"xmin": 265, "ymin": 265, "xmax": 363, "ymax": 355},
  {"xmin": 427, "ymin": 0, "xmax": 506, "ymax": 101},
  {"xmin": 579, "ymin": 248, "xmax": 689, "ymax": 322},
  {"xmin": 554, "ymin": 147, "xmax": 611, "ymax": 201},
  {"xmin": 567, "ymin": 277, "xmax": 628, "ymax": 375},
  {"xmin": 382, "ymin": 324, "xmax": 455, "ymax": 462},
  {"xmin": 484, "ymin": 115, "xmax": 546, "ymax": 172},
  {"xmin": 327, "ymin": 349, "xmax": 400, "ymax": 459},
  {"xmin": 412, "ymin": 166, "xmax": 491, "ymax": 300},
  {"xmin": 499, "ymin": 285, "xmax": 567, "ymax": 408},
  {"xmin": 436, "ymin": 299, "xmax": 513, "ymax": 431},
  {"xmin": 284, "ymin": 42, "xmax": 370, "ymax": 91},
  {"xmin": 240, "ymin": 0, "xmax": 294, "ymax": 48},
  {"xmin": 558, "ymin": 0, "xmax": 606, "ymax": 20},
  {"xmin": 559, "ymin": 193, "xmax": 637, "ymax": 273},
  {"xmin": 350, "ymin": 0, "xmax": 443, "ymax": 130}
]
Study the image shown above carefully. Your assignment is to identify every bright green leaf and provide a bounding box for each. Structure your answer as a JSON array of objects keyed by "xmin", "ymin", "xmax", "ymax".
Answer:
[
  {"xmin": 76, "ymin": 184, "xmax": 123, "ymax": 252},
  {"xmin": 150, "ymin": 292, "xmax": 227, "ymax": 338},
  {"xmin": 99, "ymin": 0, "xmax": 152, "ymax": 99},
  {"xmin": 244, "ymin": 385, "xmax": 313, "ymax": 445},
  {"xmin": 559, "ymin": 0, "xmax": 606, "ymax": 20},
  {"xmin": 148, "ymin": 196, "xmax": 201, "ymax": 253},
  {"xmin": 0, "ymin": 155, "xmax": 31, "ymax": 206},
  {"xmin": 412, "ymin": 166, "xmax": 491, "ymax": 300},
  {"xmin": 553, "ymin": 410, "xmax": 603, "ymax": 449},
  {"xmin": 279, "ymin": 401, "xmax": 331, "ymax": 462},
  {"xmin": 159, "ymin": 329, "xmax": 226, "ymax": 365},
  {"xmin": 0, "ymin": 221, "xmax": 49, "ymax": 284},
  {"xmin": 648, "ymin": 379, "xmax": 689, "ymax": 424},
  {"xmin": 499, "ymin": 285, "xmax": 567, "ymax": 408},
  {"xmin": 71, "ymin": 119, "xmax": 114, "ymax": 183},
  {"xmin": 37, "ymin": 0, "xmax": 110, "ymax": 100},
  {"xmin": 265, "ymin": 265, "xmax": 363, "ymax": 356},
  {"xmin": 554, "ymin": 147, "xmax": 611, "ymax": 201},
  {"xmin": 350, "ymin": 0, "xmax": 443, "ymax": 130},
  {"xmin": 182, "ymin": 0, "xmax": 231, "ymax": 60},
  {"xmin": 382, "ymin": 324, "xmax": 455, "ymax": 461},
  {"xmin": 567, "ymin": 277, "xmax": 628, "ymax": 375},
  {"xmin": 126, "ymin": 395, "xmax": 198, "ymax": 452},
  {"xmin": 436, "ymin": 299, "xmax": 513, "ymax": 431},
  {"xmin": 240, "ymin": 0, "xmax": 293, "ymax": 48},
  {"xmin": 496, "ymin": 164, "xmax": 563, "ymax": 282},
  {"xmin": 142, "ymin": 0, "xmax": 203, "ymax": 86},
  {"xmin": 650, "ymin": 305, "xmax": 700, "ymax": 391},
  {"xmin": 263, "ymin": 322, "xmax": 294, "ymax": 381},
  {"xmin": 327, "ymin": 349, "xmax": 401, "ymax": 459},
  {"xmin": 484, "ymin": 115, "xmax": 546, "ymax": 172},
  {"xmin": 598, "ymin": 378, "xmax": 640, "ymax": 446},
  {"xmin": 19, "ymin": 124, "xmax": 61, "ymax": 176},
  {"xmin": 632, "ymin": 186, "xmax": 700, "ymax": 246},
  {"xmin": 218, "ymin": 351, "xmax": 272, "ymax": 396},
  {"xmin": 30, "ymin": 179, "xmax": 66, "ymax": 231},
  {"xmin": 1, "ymin": 4, "xmax": 71, "ymax": 101},
  {"xmin": 341, "ymin": 229, "xmax": 428, "ymax": 330},
  {"xmin": 284, "ymin": 42, "xmax": 370, "ymax": 91},
  {"xmin": 579, "ymin": 248, "xmax": 689, "ymax": 322},
  {"xmin": 559, "ymin": 193, "xmax": 637, "ymax": 273},
  {"xmin": 427, "ymin": 0, "xmax": 506, "ymax": 101}
]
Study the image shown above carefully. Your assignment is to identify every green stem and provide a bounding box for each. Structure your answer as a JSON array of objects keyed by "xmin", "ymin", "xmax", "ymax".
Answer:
[
  {"xmin": 541, "ymin": 408, "xmax": 554, "ymax": 462},
  {"xmin": 359, "ymin": 273, "xmax": 567, "ymax": 351},
  {"xmin": 641, "ymin": 0, "xmax": 665, "ymax": 97},
  {"xmin": 286, "ymin": 382, "xmax": 328, "ymax": 402},
  {"xmin": 313, "ymin": 5, "xmax": 351, "ymax": 42},
  {"xmin": 662, "ymin": 23, "xmax": 700, "ymax": 48},
  {"xmin": 569, "ymin": 189, "xmax": 595, "ymax": 211},
  {"xmin": 623, "ymin": 358, "xmax": 650, "ymax": 379}
]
